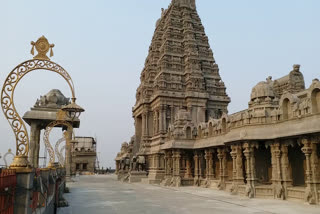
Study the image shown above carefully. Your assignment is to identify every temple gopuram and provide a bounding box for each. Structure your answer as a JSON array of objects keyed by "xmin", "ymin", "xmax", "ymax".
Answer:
[{"xmin": 116, "ymin": 0, "xmax": 320, "ymax": 204}]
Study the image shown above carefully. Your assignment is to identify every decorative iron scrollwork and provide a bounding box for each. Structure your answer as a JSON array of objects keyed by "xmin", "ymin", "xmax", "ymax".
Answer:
[
  {"xmin": 55, "ymin": 137, "xmax": 66, "ymax": 166},
  {"xmin": 1, "ymin": 59, "xmax": 75, "ymax": 158},
  {"xmin": 43, "ymin": 120, "xmax": 73, "ymax": 167}
]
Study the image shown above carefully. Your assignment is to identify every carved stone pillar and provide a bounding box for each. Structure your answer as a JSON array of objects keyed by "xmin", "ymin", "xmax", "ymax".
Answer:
[
  {"xmin": 171, "ymin": 150, "xmax": 182, "ymax": 187},
  {"xmin": 230, "ymin": 144, "xmax": 244, "ymax": 194},
  {"xmin": 159, "ymin": 107, "xmax": 163, "ymax": 134},
  {"xmin": 205, "ymin": 149, "xmax": 213, "ymax": 180},
  {"xmin": 310, "ymin": 139, "xmax": 319, "ymax": 189},
  {"xmin": 33, "ymin": 124, "xmax": 41, "ymax": 168},
  {"xmin": 198, "ymin": 152, "xmax": 204, "ymax": 178},
  {"xmin": 217, "ymin": 147, "xmax": 227, "ymax": 190},
  {"xmin": 145, "ymin": 112, "xmax": 149, "ymax": 137},
  {"xmin": 159, "ymin": 105, "xmax": 167, "ymax": 134},
  {"xmin": 311, "ymin": 138, "xmax": 320, "ymax": 204},
  {"xmin": 153, "ymin": 113, "xmax": 157, "ymax": 135},
  {"xmin": 150, "ymin": 154, "xmax": 155, "ymax": 170},
  {"xmin": 193, "ymin": 151, "xmax": 200, "ymax": 185},
  {"xmin": 173, "ymin": 150, "xmax": 181, "ymax": 177},
  {"xmin": 302, "ymin": 138, "xmax": 317, "ymax": 204},
  {"xmin": 230, "ymin": 147, "xmax": 237, "ymax": 180},
  {"xmin": 270, "ymin": 141, "xmax": 284, "ymax": 199},
  {"xmin": 231, "ymin": 144, "xmax": 244, "ymax": 183},
  {"xmin": 243, "ymin": 142, "xmax": 257, "ymax": 198},
  {"xmin": 142, "ymin": 113, "xmax": 147, "ymax": 137},
  {"xmin": 185, "ymin": 155, "xmax": 192, "ymax": 178},
  {"xmin": 280, "ymin": 143, "xmax": 292, "ymax": 199},
  {"xmin": 28, "ymin": 122, "xmax": 41, "ymax": 168},
  {"xmin": 155, "ymin": 153, "xmax": 160, "ymax": 170},
  {"xmin": 170, "ymin": 105, "xmax": 175, "ymax": 125},
  {"xmin": 164, "ymin": 151, "xmax": 172, "ymax": 177},
  {"xmin": 65, "ymin": 126, "xmax": 73, "ymax": 181}
]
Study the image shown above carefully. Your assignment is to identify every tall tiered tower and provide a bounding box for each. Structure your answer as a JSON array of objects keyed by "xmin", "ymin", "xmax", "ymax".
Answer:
[{"xmin": 133, "ymin": 0, "xmax": 230, "ymax": 177}]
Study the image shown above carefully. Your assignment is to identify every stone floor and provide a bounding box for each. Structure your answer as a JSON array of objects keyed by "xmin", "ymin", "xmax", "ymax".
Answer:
[{"xmin": 58, "ymin": 175, "xmax": 320, "ymax": 214}]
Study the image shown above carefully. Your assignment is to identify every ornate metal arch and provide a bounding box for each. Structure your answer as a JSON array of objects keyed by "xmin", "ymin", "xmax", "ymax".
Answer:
[
  {"xmin": 59, "ymin": 145, "xmax": 66, "ymax": 166},
  {"xmin": 55, "ymin": 137, "xmax": 66, "ymax": 166},
  {"xmin": 43, "ymin": 120, "xmax": 73, "ymax": 167},
  {"xmin": 1, "ymin": 59, "xmax": 76, "ymax": 167}
]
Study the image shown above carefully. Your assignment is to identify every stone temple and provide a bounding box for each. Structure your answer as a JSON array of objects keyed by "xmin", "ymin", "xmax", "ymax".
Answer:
[{"xmin": 116, "ymin": 0, "xmax": 320, "ymax": 204}]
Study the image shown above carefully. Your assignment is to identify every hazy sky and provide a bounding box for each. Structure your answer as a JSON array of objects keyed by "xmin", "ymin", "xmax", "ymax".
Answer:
[{"xmin": 0, "ymin": 0, "xmax": 319, "ymax": 168}]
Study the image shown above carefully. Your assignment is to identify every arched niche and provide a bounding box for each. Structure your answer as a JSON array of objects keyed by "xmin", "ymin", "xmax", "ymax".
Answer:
[
  {"xmin": 282, "ymin": 98, "xmax": 291, "ymax": 120},
  {"xmin": 208, "ymin": 122, "xmax": 213, "ymax": 136},
  {"xmin": 311, "ymin": 88, "xmax": 320, "ymax": 114},
  {"xmin": 222, "ymin": 118, "xmax": 227, "ymax": 133},
  {"xmin": 186, "ymin": 126, "xmax": 192, "ymax": 139}
]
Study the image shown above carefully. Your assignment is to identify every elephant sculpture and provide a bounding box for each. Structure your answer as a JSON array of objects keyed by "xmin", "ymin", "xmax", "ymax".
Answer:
[
  {"xmin": 136, "ymin": 156, "xmax": 146, "ymax": 171},
  {"xmin": 131, "ymin": 156, "xmax": 137, "ymax": 171},
  {"xmin": 121, "ymin": 157, "xmax": 131, "ymax": 171}
]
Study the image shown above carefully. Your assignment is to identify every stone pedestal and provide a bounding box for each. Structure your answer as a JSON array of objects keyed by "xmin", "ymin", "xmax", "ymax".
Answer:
[
  {"xmin": 29, "ymin": 122, "xmax": 41, "ymax": 168},
  {"xmin": 65, "ymin": 127, "xmax": 73, "ymax": 182},
  {"xmin": 147, "ymin": 169, "xmax": 165, "ymax": 184},
  {"xmin": 14, "ymin": 169, "xmax": 34, "ymax": 214},
  {"xmin": 129, "ymin": 171, "xmax": 148, "ymax": 183}
]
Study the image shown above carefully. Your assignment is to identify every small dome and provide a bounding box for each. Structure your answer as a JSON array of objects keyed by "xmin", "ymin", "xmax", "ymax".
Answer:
[
  {"xmin": 35, "ymin": 89, "xmax": 70, "ymax": 108},
  {"xmin": 45, "ymin": 89, "xmax": 69, "ymax": 105},
  {"xmin": 250, "ymin": 81, "xmax": 275, "ymax": 101}
]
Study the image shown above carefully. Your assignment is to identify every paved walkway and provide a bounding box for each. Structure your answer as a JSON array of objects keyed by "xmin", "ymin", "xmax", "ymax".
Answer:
[{"xmin": 58, "ymin": 175, "xmax": 320, "ymax": 214}]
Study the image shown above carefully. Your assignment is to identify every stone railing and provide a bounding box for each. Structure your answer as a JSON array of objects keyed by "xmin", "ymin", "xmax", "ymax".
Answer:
[{"xmin": 167, "ymin": 80, "xmax": 320, "ymax": 142}]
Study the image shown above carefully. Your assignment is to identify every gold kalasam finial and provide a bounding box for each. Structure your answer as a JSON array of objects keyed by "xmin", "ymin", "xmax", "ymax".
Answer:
[{"xmin": 31, "ymin": 36, "xmax": 55, "ymax": 60}]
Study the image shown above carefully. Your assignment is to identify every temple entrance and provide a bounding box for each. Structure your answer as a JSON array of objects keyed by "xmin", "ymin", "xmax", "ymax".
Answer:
[
  {"xmin": 255, "ymin": 146, "xmax": 272, "ymax": 184},
  {"xmin": 288, "ymin": 144, "xmax": 305, "ymax": 186}
]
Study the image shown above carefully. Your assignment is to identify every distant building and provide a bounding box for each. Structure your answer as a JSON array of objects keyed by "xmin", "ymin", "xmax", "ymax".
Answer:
[{"xmin": 72, "ymin": 137, "xmax": 97, "ymax": 174}]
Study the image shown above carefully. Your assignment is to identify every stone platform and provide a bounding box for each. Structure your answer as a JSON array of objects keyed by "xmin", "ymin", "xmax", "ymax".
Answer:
[
  {"xmin": 129, "ymin": 171, "xmax": 148, "ymax": 183},
  {"xmin": 59, "ymin": 175, "xmax": 320, "ymax": 214}
]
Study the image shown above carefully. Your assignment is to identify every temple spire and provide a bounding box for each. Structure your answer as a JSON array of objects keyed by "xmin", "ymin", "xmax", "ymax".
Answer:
[{"xmin": 172, "ymin": 0, "xmax": 196, "ymax": 9}]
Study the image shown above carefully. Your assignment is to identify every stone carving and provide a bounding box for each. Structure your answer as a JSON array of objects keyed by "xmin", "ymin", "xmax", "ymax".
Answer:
[
  {"xmin": 169, "ymin": 176, "xmax": 181, "ymax": 187},
  {"xmin": 304, "ymin": 186, "xmax": 316, "ymax": 204},
  {"xmin": 136, "ymin": 156, "xmax": 146, "ymax": 171},
  {"xmin": 274, "ymin": 184, "xmax": 285, "ymax": 200},
  {"xmin": 120, "ymin": 157, "xmax": 131, "ymax": 171},
  {"xmin": 34, "ymin": 89, "xmax": 70, "ymax": 108},
  {"xmin": 245, "ymin": 185, "xmax": 254, "ymax": 198},
  {"xmin": 230, "ymin": 184, "xmax": 238, "ymax": 195}
]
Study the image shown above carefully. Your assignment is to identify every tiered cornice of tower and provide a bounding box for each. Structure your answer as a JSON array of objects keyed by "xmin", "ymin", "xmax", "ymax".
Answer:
[
  {"xmin": 135, "ymin": 0, "xmax": 230, "ymax": 126},
  {"xmin": 135, "ymin": 0, "xmax": 230, "ymax": 112},
  {"xmin": 173, "ymin": 0, "xmax": 196, "ymax": 9}
]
